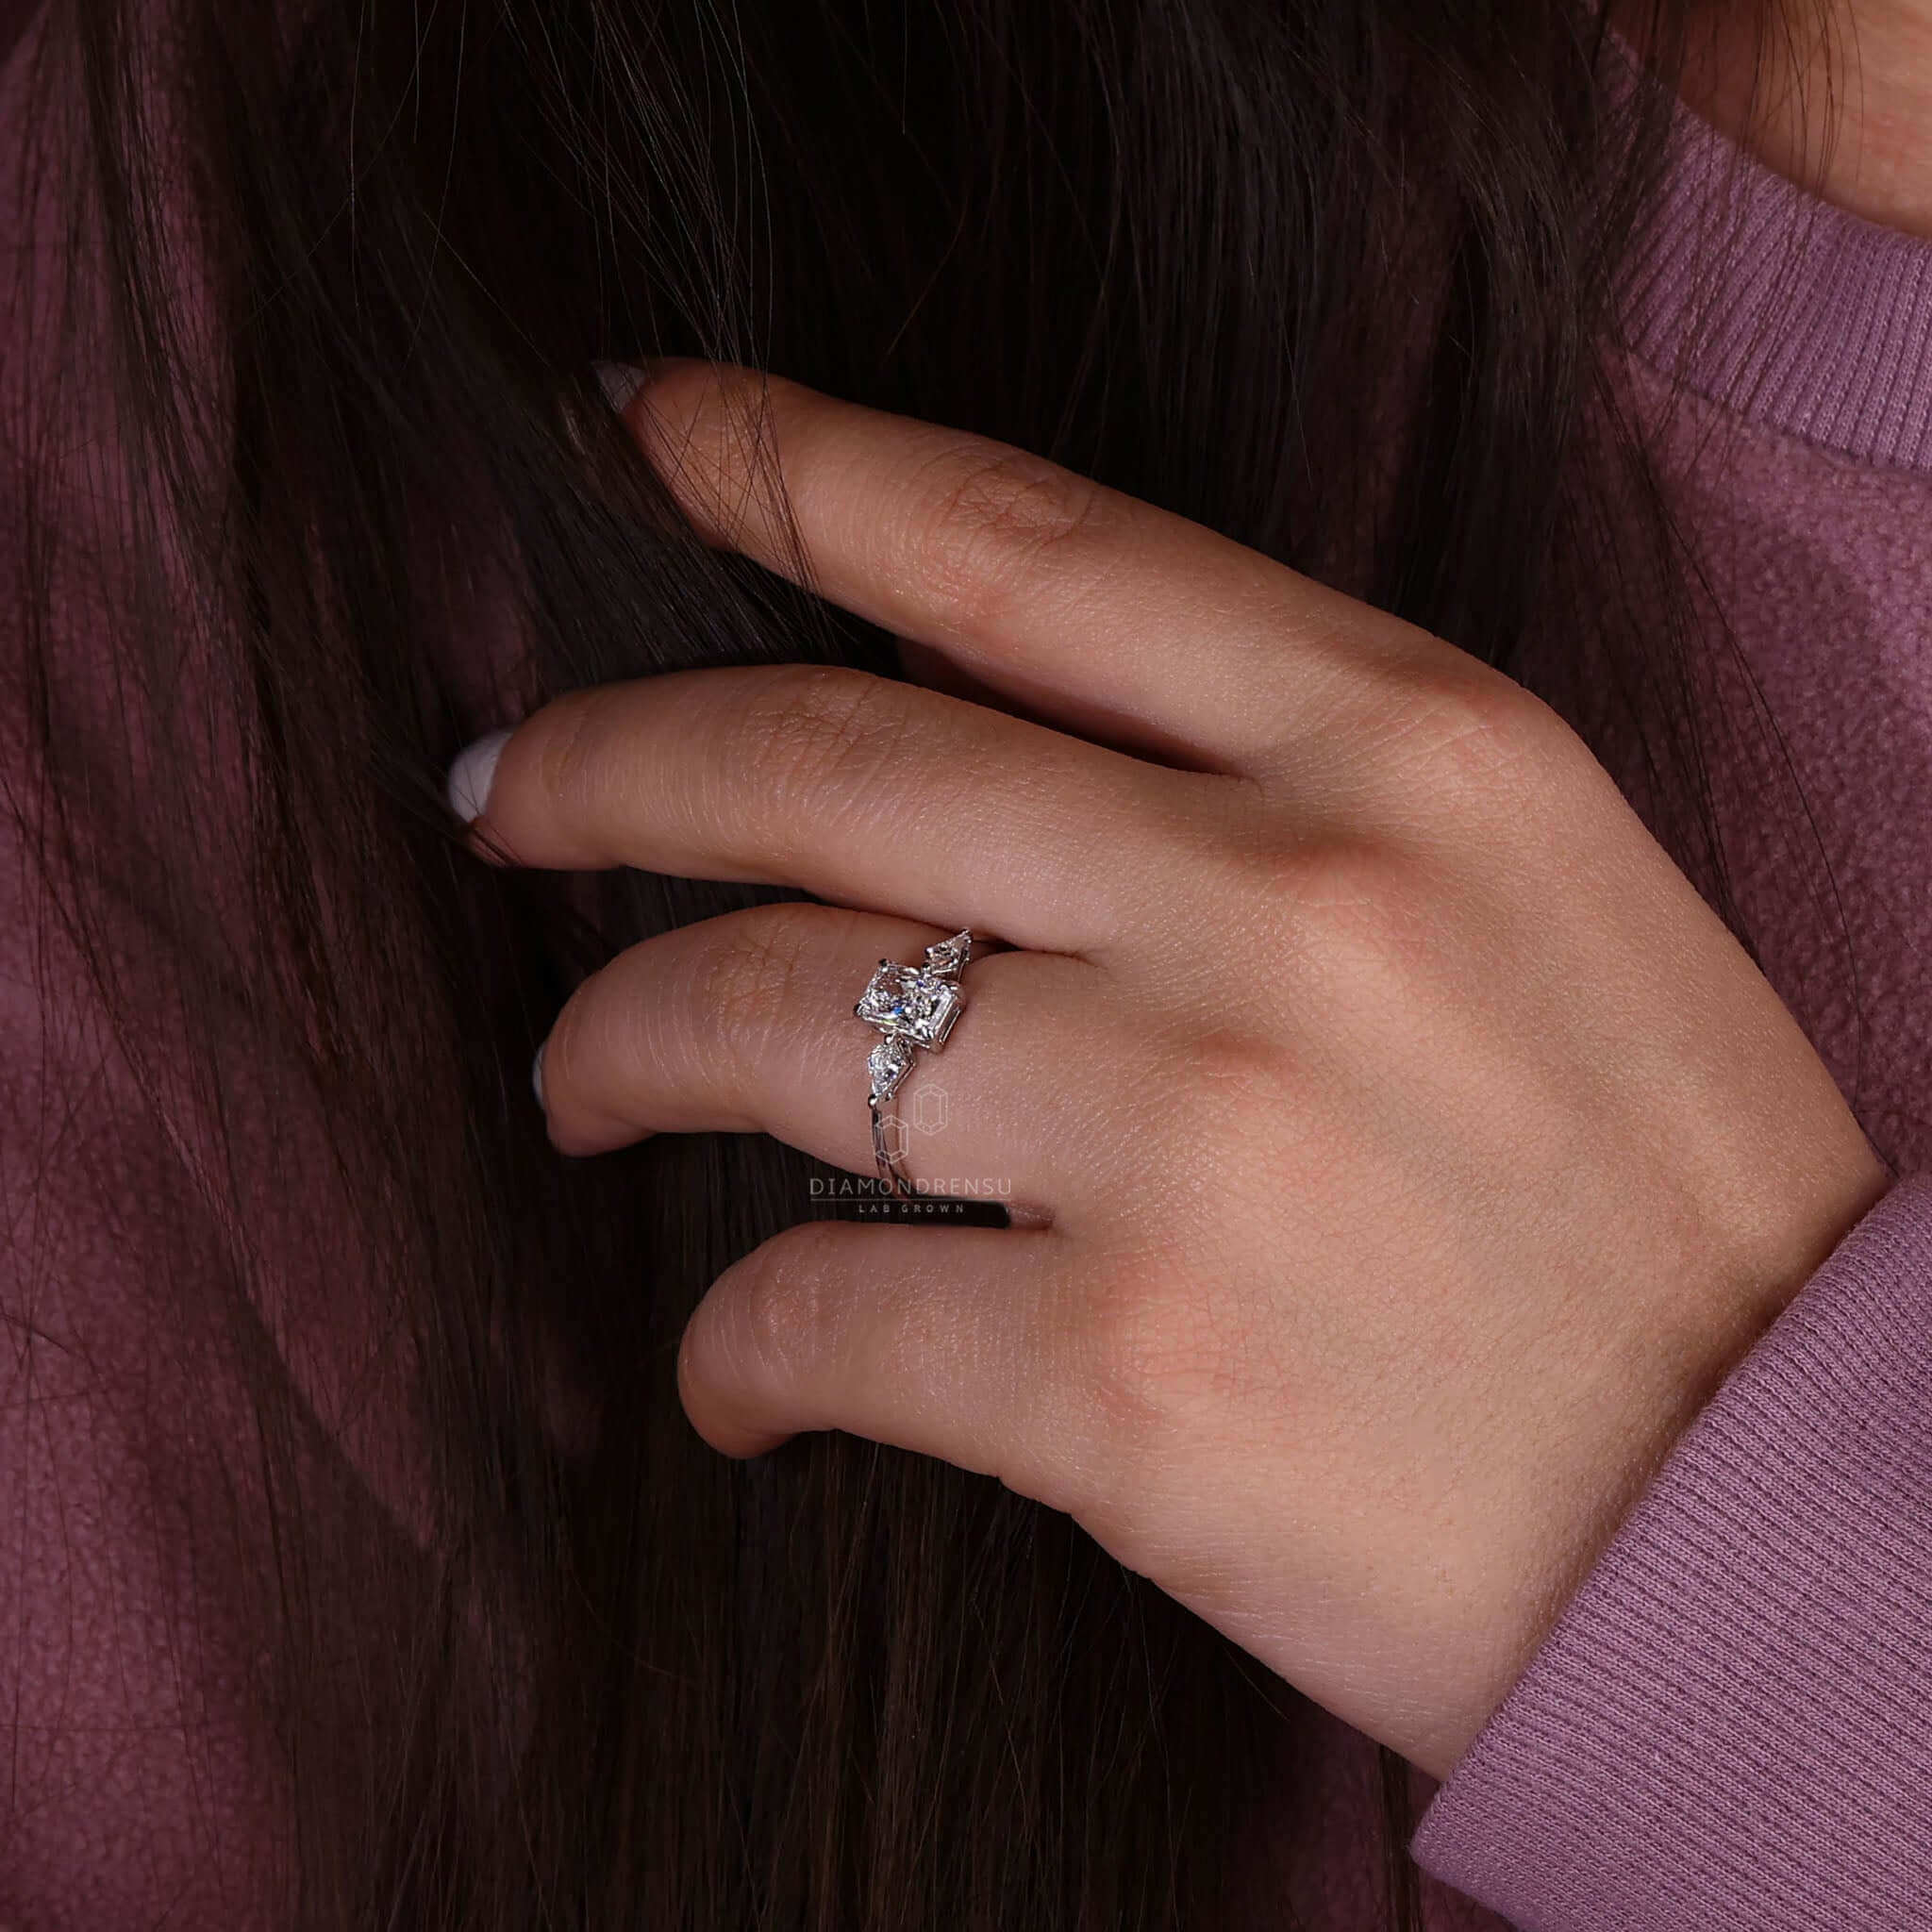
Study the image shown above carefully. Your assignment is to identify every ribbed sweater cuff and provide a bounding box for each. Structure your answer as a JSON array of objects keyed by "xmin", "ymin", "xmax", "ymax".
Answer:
[{"xmin": 1408, "ymin": 1170, "xmax": 1932, "ymax": 1929}]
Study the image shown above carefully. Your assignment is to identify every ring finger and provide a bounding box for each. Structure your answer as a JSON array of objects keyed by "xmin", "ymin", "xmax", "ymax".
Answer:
[{"xmin": 534, "ymin": 899, "xmax": 1121, "ymax": 1219}]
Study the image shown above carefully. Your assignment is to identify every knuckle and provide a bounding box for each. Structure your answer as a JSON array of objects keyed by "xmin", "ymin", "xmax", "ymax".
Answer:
[
  {"xmin": 1214, "ymin": 828, "xmax": 1423, "ymax": 976},
  {"xmin": 541, "ymin": 947, "xmax": 663, "ymax": 1119},
  {"xmin": 1361, "ymin": 656, "xmax": 1568, "ymax": 809},
  {"xmin": 687, "ymin": 908, "xmax": 823, "ymax": 1086},
  {"xmin": 709, "ymin": 1221, "xmax": 847, "ymax": 1393},
  {"xmin": 724, "ymin": 665, "xmax": 912, "ymax": 835},
  {"xmin": 901, "ymin": 443, "xmax": 1110, "ymax": 632},
  {"xmin": 1173, "ymin": 832, "xmax": 1435, "ymax": 1044},
  {"xmin": 541, "ymin": 951, "xmax": 671, "ymax": 1124},
  {"xmin": 1181, "ymin": 1023, "xmax": 1306, "ymax": 1132},
  {"xmin": 1289, "ymin": 850, "xmax": 1435, "ymax": 1003},
  {"xmin": 1287, "ymin": 839, "xmax": 1423, "ymax": 962},
  {"xmin": 1139, "ymin": 1022, "xmax": 1307, "ymax": 1199}
]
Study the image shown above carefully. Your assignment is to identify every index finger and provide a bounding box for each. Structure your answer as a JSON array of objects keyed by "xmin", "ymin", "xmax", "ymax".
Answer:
[{"xmin": 604, "ymin": 360, "xmax": 1433, "ymax": 779}]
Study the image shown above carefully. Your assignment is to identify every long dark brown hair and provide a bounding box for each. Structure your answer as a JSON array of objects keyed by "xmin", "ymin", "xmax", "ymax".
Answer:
[{"xmin": 2, "ymin": 0, "xmax": 1855, "ymax": 1924}]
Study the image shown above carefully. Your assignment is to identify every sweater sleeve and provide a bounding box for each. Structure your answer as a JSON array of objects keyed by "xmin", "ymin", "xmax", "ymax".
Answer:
[{"xmin": 1408, "ymin": 1168, "xmax": 1932, "ymax": 1928}]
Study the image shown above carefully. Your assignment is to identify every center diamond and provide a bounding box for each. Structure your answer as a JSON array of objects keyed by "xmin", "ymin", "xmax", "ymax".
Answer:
[{"xmin": 854, "ymin": 961, "xmax": 963, "ymax": 1050}]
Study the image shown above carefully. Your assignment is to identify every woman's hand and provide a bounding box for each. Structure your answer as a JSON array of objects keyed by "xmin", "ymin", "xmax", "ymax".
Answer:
[{"xmin": 449, "ymin": 361, "xmax": 1889, "ymax": 1778}]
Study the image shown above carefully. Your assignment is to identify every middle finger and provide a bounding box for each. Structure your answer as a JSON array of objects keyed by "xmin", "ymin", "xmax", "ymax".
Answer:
[{"xmin": 464, "ymin": 661, "xmax": 1235, "ymax": 960}]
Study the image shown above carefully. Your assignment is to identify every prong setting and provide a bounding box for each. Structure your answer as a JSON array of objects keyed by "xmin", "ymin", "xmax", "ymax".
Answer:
[{"xmin": 854, "ymin": 931, "xmax": 976, "ymax": 1189}]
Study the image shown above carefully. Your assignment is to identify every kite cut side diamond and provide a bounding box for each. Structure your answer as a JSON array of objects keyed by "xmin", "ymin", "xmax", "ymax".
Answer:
[
  {"xmin": 867, "ymin": 1034, "xmax": 916, "ymax": 1104},
  {"xmin": 855, "ymin": 961, "xmax": 962, "ymax": 1049},
  {"xmin": 923, "ymin": 930, "xmax": 973, "ymax": 976}
]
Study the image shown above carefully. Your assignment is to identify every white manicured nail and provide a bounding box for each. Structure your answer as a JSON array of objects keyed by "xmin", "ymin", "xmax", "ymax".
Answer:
[
  {"xmin": 594, "ymin": 360, "xmax": 647, "ymax": 416},
  {"xmin": 445, "ymin": 726, "xmax": 512, "ymax": 824},
  {"xmin": 531, "ymin": 1041, "xmax": 547, "ymax": 1111}
]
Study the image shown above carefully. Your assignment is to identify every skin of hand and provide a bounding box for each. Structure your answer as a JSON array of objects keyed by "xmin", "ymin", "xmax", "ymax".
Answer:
[{"xmin": 446, "ymin": 358, "xmax": 1890, "ymax": 1780}]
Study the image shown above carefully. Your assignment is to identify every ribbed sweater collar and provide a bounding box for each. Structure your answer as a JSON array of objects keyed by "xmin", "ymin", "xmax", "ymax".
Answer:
[{"xmin": 1606, "ymin": 21, "xmax": 1932, "ymax": 472}]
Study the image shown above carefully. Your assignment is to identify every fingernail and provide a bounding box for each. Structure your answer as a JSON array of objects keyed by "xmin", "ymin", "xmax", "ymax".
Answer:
[
  {"xmin": 594, "ymin": 360, "xmax": 648, "ymax": 416},
  {"xmin": 531, "ymin": 1041, "xmax": 547, "ymax": 1111},
  {"xmin": 445, "ymin": 726, "xmax": 513, "ymax": 824}
]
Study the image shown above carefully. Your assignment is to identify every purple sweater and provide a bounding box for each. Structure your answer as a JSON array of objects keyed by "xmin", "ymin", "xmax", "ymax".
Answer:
[{"xmin": 5, "ymin": 11, "xmax": 1932, "ymax": 1928}]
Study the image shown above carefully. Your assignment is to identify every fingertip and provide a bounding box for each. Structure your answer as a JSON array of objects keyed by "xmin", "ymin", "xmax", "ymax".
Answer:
[
  {"xmin": 445, "ymin": 725, "xmax": 513, "ymax": 827},
  {"xmin": 595, "ymin": 356, "xmax": 724, "ymax": 430},
  {"xmin": 675, "ymin": 1327, "xmax": 794, "ymax": 1459},
  {"xmin": 593, "ymin": 358, "xmax": 650, "ymax": 419}
]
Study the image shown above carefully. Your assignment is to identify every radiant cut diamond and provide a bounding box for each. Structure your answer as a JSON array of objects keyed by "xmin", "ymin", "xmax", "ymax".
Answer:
[{"xmin": 854, "ymin": 959, "xmax": 963, "ymax": 1049}]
